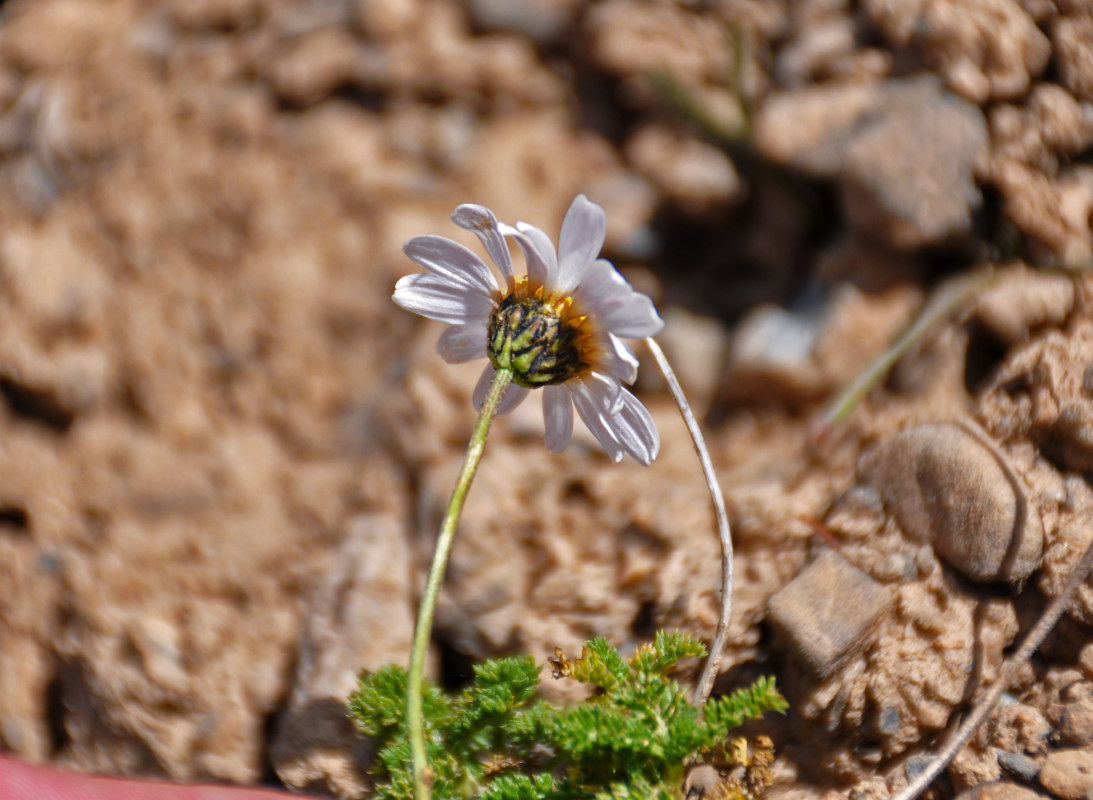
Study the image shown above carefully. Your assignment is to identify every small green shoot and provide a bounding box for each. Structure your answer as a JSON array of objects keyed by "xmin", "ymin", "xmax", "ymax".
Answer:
[{"xmin": 349, "ymin": 631, "xmax": 788, "ymax": 800}]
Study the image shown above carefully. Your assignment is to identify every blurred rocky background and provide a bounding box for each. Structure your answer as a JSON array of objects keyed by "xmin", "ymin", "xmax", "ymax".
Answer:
[{"xmin": 0, "ymin": 0, "xmax": 1092, "ymax": 799}]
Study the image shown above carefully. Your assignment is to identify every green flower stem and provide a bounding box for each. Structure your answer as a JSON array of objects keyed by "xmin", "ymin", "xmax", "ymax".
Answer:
[{"xmin": 408, "ymin": 366, "xmax": 514, "ymax": 800}]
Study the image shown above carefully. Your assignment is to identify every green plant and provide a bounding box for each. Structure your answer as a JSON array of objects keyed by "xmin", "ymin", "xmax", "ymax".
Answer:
[{"xmin": 349, "ymin": 631, "xmax": 788, "ymax": 800}]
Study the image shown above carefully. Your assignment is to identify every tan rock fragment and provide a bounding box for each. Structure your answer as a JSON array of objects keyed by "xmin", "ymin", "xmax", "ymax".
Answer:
[
  {"xmin": 1053, "ymin": 15, "xmax": 1093, "ymax": 102},
  {"xmin": 989, "ymin": 162, "xmax": 1093, "ymax": 265},
  {"xmin": 757, "ymin": 76, "xmax": 988, "ymax": 248},
  {"xmin": 973, "ymin": 265, "xmax": 1076, "ymax": 345},
  {"xmin": 862, "ymin": 422, "xmax": 1044, "ymax": 583},
  {"xmin": 768, "ymin": 549, "xmax": 894, "ymax": 680},
  {"xmin": 796, "ymin": 569, "xmax": 1018, "ymax": 758},
  {"xmin": 625, "ymin": 125, "xmax": 742, "ymax": 211},
  {"xmin": 1056, "ymin": 694, "xmax": 1093, "ymax": 748},
  {"xmin": 1040, "ymin": 748, "xmax": 1093, "ymax": 800},
  {"xmin": 266, "ymin": 27, "xmax": 364, "ymax": 107},
  {"xmin": 1039, "ymin": 515, "xmax": 1093, "ymax": 627},
  {"xmin": 861, "ymin": 0, "xmax": 1050, "ymax": 102},
  {"xmin": 953, "ymin": 782, "xmax": 1052, "ymax": 800},
  {"xmin": 980, "ymin": 84, "xmax": 1093, "ymax": 263},
  {"xmin": 587, "ymin": 0, "xmax": 731, "ymax": 88},
  {"xmin": 272, "ymin": 514, "xmax": 414, "ymax": 799}
]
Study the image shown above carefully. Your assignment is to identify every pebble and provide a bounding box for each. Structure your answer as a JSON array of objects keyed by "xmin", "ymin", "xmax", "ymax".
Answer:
[
  {"xmin": 465, "ymin": 0, "xmax": 575, "ymax": 43},
  {"xmin": 767, "ymin": 549, "xmax": 894, "ymax": 679},
  {"xmin": 1058, "ymin": 696, "xmax": 1093, "ymax": 747},
  {"xmin": 861, "ymin": 422, "xmax": 1044, "ymax": 583},
  {"xmin": 953, "ymin": 783, "xmax": 1049, "ymax": 800},
  {"xmin": 904, "ymin": 753, "xmax": 934, "ymax": 781},
  {"xmin": 998, "ymin": 751, "xmax": 1042, "ymax": 782},
  {"xmin": 1040, "ymin": 748, "xmax": 1093, "ymax": 800}
]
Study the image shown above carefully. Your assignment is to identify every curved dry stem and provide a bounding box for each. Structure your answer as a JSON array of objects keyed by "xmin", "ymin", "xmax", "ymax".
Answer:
[
  {"xmin": 645, "ymin": 337, "xmax": 733, "ymax": 706},
  {"xmin": 889, "ymin": 528, "xmax": 1093, "ymax": 800}
]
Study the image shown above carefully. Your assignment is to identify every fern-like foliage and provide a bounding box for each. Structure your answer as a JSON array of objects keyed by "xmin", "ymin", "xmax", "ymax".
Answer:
[{"xmin": 348, "ymin": 631, "xmax": 788, "ymax": 800}]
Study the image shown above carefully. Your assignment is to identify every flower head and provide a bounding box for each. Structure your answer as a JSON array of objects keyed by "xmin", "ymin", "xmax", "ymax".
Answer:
[{"xmin": 394, "ymin": 195, "xmax": 664, "ymax": 465}]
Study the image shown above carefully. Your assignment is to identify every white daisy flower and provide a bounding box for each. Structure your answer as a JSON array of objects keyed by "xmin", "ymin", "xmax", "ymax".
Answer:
[{"xmin": 393, "ymin": 194, "xmax": 665, "ymax": 465}]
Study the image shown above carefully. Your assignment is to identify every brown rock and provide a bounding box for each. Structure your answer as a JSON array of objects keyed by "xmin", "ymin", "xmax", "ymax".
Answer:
[
  {"xmin": 0, "ymin": 537, "xmax": 61, "ymax": 761},
  {"xmin": 998, "ymin": 752, "xmax": 1043, "ymax": 781},
  {"xmin": 1081, "ymin": 643, "xmax": 1093, "ymax": 680},
  {"xmin": 796, "ymin": 570, "xmax": 1019, "ymax": 757},
  {"xmin": 774, "ymin": 7, "xmax": 888, "ymax": 88},
  {"xmin": 978, "ymin": 316, "xmax": 1093, "ymax": 623},
  {"xmin": 755, "ymin": 81, "xmax": 877, "ymax": 175},
  {"xmin": 271, "ymin": 513, "xmax": 414, "ymax": 799},
  {"xmin": 768, "ymin": 549, "xmax": 894, "ymax": 680},
  {"xmin": 625, "ymin": 124, "xmax": 742, "ymax": 212},
  {"xmin": 1040, "ymin": 748, "xmax": 1093, "ymax": 800},
  {"xmin": 980, "ymin": 86, "xmax": 1093, "ymax": 264},
  {"xmin": 989, "ymin": 162, "xmax": 1093, "ymax": 265},
  {"xmin": 265, "ymin": 27, "xmax": 365, "ymax": 107},
  {"xmin": 351, "ymin": 0, "xmax": 419, "ymax": 38},
  {"xmin": 862, "ymin": 422, "xmax": 1044, "ymax": 583},
  {"xmin": 861, "ymin": 0, "xmax": 1050, "ymax": 102},
  {"xmin": 981, "ymin": 317, "xmax": 1093, "ymax": 468},
  {"xmin": 587, "ymin": 0, "xmax": 732, "ymax": 87},
  {"xmin": 954, "ymin": 782, "xmax": 1051, "ymax": 800},
  {"xmin": 993, "ymin": 703, "xmax": 1052, "ymax": 756},
  {"xmin": 973, "ymin": 266, "xmax": 1076, "ymax": 345},
  {"xmin": 465, "ymin": 0, "xmax": 578, "ymax": 43},
  {"xmin": 987, "ymin": 84, "xmax": 1093, "ymax": 169},
  {"xmin": 1054, "ymin": 16, "xmax": 1093, "ymax": 102},
  {"xmin": 165, "ymin": 0, "xmax": 261, "ymax": 30},
  {"xmin": 840, "ymin": 80, "xmax": 988, "ymax": 249},
  {"xmin": 720, "ymin": 283, "xmax": 921, "ymax": 408},
  {"xmin": 1058, "ymin": 696, "xmax": 1093, "ymax": 748},
  {"xmin": 756, "ymin": 76, "xmax": 988, "ymax": 249}
]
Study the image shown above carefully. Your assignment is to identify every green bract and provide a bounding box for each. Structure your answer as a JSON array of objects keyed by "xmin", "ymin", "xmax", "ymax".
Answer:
[{"xmin": 487, "ymin": 294, "xmax": 587, "ymax": 387}]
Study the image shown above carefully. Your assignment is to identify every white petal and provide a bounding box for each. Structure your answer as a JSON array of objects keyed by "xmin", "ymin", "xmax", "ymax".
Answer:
[
  {"xmin": 601, "ymin": 293, "xmax": 664, "ymax": 339},
  {"xmin": 500, "ymin": 221, "xmax": 558, "ymax": 290},
  {"xmin": 497, "ymin": 383, "xmax": 530, "ymax": 415},
  {"xmin": 582, "ymin": 371, "xmax": 624, "ymax": 415},
  {"xmin": 574, "ymin": 259, "xmax": 665, "ymax": 339},
  {"xmin": 542, "ymin": 385, "xmax": 573, "ymax": 453},
  {"xmin": 451, "ymin": 204, "xmax": 514, "ymax": 288},
  {"xmin": 569, "ymin": 382, "xmax": 658, "ymax": 465},
  {"xmin": 403, "ymin": 235, "xmax": 501, "ymax": 295},
  {"xmin": 596, "ymin": 334, "xmax": 640, "ymax": 384},
  {"xmin": 393, "ymin": 274, "xmax": 496, "ymax": 325},
  {"xmin": 516, "ymin": 223, "xmax": 558, "ymax": 274},
  {"xmin": 472, "ymin": 365, "xmax": 495, "ymax": 411},
  {"xmin": 556, "ymin": 194, "xmax": 606, "ymax": 294},
  {"xmin": 472, "ymin": 366, "xmax": 530, "ymax": 416},
  {"xmin": 436, "ymin": 322, "xmax": 488, "ymax": 363},
  {"xmin": 607, "ymin": 388, "xmax": 660, "ymax": 466},
  {"xmin": 567, "ymin": 380, "xmax": 624, "ymax": 463}
]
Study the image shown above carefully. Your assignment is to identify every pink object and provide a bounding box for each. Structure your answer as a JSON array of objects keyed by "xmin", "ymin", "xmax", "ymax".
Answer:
[{"xmin": 0, "ymin": 756, "xmax": 294, "ymax": 800}]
